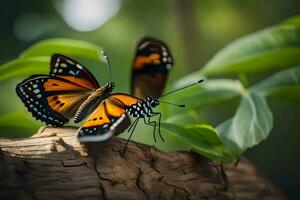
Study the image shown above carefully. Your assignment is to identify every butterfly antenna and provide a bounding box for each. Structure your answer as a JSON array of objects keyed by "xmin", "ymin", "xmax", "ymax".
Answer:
[
  {"xmin": 160, "ymin": 79, "xmax": 204, "ymax": 98},
  {"xmin": 159, "ymin": 100, "xmax": 185, "ymax": 108},
  {"xmin": 101, "ymin": 50, "xmax": 112, "ymax": 82}
]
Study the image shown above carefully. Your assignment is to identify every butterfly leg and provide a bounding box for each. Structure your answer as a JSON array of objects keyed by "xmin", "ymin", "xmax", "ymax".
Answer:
[
  {"xmin": 147, "ymin": 117, "xmax": 157, "ymax": 143},
  {"xmin": 143, "ymin": 117, "xmax": 157, "ymax": 142},
  {"xmin": 142, "ymin": 117, "xmax": 154, "ymax": 127},
  {"xmin": 152, "ymin": 112, "xmax": 165, "ymax": 142},
  {"xmin": 123, "ymin": 118, "xmax": 140, "ymax": 155},
  {"xmin": 127, "ymin": 117, "xmax": 139, "ymax": 133}
]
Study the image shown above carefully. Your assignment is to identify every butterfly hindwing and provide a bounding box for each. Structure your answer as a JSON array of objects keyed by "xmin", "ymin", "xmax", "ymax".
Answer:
[
  {"xmin": 51, "ymin": 54, "xmax": 100, "ymax": 89},
  {"xmin": 16, "ymin": 75, "xmax": 92, "ymax": 126},
  {"xmin": 77, "ymin": 99, "xmax": 130, "ymax": 142},
  {"xmin": 131, "ymin": 37, "xmax": 173, "ymax": 98},
  {"xmin": 110, "ymin": 93, "xmax": 141, "ymax": 107}
]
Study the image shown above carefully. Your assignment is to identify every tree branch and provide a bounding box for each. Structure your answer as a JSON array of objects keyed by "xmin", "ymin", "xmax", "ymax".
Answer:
[{"xmin": 0, "ymin": 127, "xmax": 285, "ymax": 200}]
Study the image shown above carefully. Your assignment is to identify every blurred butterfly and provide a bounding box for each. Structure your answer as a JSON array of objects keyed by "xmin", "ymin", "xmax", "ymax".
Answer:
[
  {"xmin": 131, "ymin": 37, "xmax": 173, "ymax": 99},
  {"xmin": 115, "ymin": 35, "xmax": 202, "ymax": 146}
]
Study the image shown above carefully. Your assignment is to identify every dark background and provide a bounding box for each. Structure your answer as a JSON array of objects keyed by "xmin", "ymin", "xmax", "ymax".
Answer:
[{"xmin": 0, "ymin": 0, "xmax": 299, "ymax": 199}]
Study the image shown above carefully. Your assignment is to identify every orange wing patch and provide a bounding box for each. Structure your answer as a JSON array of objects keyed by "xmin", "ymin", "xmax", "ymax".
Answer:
[
  {"xmin": 82, "ymin": 101, "xmax": 110, "ymax": 128},
  {"xmin": 47, "ymin": 93, "xmax": 89, "ymax": 119},
  {"xmin": 58, "ymin": 76, "xmax": 96, "ymax": 89},
  {"xmin": 77, "ymin": 100, "xmax": 129, "ymax": 142},
  {"xmin": 105, "ymin": 101, "xmax": 126, "ymax": 117},
  {"xmin": 134, "ymin": 53, "xmax": 161, "ymax": 69},
  {"xmin": 110, "ymin": 93, "xmax": 140, "ymax": 107},
  {"xmin": 44, "ymin": 78, "xmax": 92, "ymax": 92}
]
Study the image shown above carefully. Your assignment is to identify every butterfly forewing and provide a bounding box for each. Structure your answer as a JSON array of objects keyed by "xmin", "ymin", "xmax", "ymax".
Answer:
[
  {"xmin": 77, "ymin": 99, "xmax": 130, "ymax": 142},
  {"xmin": 43, "ymin": 76, "xmax": 94, "ymax": 92},
  {"xmin": 131, "ymin": 37, "xmax": 173, "ymax": 98},
  {"xmin": 16, "ymin": 54, "xmax": 103, "ymax": 126},
  {"xmin": 16, "ymin": 76, "xmax": 70, "ymax": 126},
  {"xmin": 16, "ymin": 75, "xmax": 94, "ymax": 126},
  {"xmin": 51, "ymin": 54, "xmax": 100, "ymax": 89}
]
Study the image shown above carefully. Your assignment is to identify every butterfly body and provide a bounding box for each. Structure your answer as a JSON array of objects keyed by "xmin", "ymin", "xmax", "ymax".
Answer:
[
  {"xmin": 74, "ymin": 82, "xmax": 115, "ymax": 123},
  {"xmin": 126, "ymin": 97, "xmax": 159, "ymax": 118}
]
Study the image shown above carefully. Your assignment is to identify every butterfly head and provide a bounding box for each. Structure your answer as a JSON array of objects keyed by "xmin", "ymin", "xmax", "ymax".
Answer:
[
  {"xmin": 105, "ymin": 82, "xmax": 115, "ymax": 93},
  {"xmin": 146, "ymin": 97, "xmax": 160, "ymax": 108}
]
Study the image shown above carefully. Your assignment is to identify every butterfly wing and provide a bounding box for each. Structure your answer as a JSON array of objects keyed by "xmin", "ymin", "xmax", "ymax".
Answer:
[
  {"xmin": 131, "ymin": 37, "xmax": 173, "ymax": 98},
  {"xmin": 50, "ymin": 54, "xmax": 100, "ymax": 89},
  {"xmin": 16, "ymin": 75, "xmax": 92, "ymax": 126},
  {"xmin": 16, "ymin": 54, "xmax": 102, "ymax": 126},
  {"xmin": 77, "ymin": 98, "xmax": 130, "ymax": 142},
  {"xmin": 109, "ymin": 93, "xmax": 141, "ymax": 107}
]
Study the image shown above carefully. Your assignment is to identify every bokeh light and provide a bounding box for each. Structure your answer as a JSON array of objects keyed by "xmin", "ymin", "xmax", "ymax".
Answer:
[{"xmin": 55, "ymin": 0, "xmax": 123, "ymax": 32}]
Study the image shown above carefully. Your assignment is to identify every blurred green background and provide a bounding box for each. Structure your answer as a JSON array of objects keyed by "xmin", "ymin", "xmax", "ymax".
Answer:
[{"xmin": 0, "ymin": 0, "xmax": 299, "ymax": 199}]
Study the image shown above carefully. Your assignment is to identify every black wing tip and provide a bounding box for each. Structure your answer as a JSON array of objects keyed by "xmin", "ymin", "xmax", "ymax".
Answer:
[
  {"xmin": 15, "ymin": 75, "xmax": 54, "ymax": 94},
  {"xmin": 51, "ymin": 53, "xmax": 77, "ymax": 61},
  {"xmin": 50, "ymin": 53, "xmax": 76, "ymax": 68},
  {"xmin": 50, "ymin": 54, "xmax": 60, "ymax": 66}
]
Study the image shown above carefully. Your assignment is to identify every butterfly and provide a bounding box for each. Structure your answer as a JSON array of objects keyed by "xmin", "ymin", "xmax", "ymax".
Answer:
[
  {"xmin": 131, "ymin": 37, "xmax": 173, "ymax": 99},
  {"xmin": 16, "ymin": 53, "xmax": 127, "ymax": 140},
  {"xmin": 16, "ymin": 54, "xmax": 108, "ymax": 127}
]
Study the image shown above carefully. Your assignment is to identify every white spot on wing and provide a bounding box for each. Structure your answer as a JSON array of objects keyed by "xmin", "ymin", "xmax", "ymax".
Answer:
[
  {"xmin": 76, "ymin": 64, "xmax": 83, "ymax": 69},
  {"xmin": 66, "ymin": 59, "xmax": 75, "ymax": 65},
  {"xmin": 60, "ymin": 63, "xmax": 67, "ymax": 68},
  {"xmin": 77, "ymin": 114, "xmax": 126, "ymax": 142},
  {"xmin": 69, "ymin": 70, "xmax": 76, "ymax": 75},
  {"xmin": 33, "ymin": 89, "xmax": 40, "ymax": 94}
]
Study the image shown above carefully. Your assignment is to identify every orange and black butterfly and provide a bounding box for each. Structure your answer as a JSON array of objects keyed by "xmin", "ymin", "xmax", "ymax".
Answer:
[
  {"xmin": 131, "ymin": 37, "xmax": 173, "ymax": 99},
  {"xmin": 16, "ymin": 53, "xmax": 129, "ymax": 141}
]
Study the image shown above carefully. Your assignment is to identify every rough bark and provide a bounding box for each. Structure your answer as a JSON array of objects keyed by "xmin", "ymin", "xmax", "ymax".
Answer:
[{"xmin": 0, "ymin": 126, "xmax": 285, "ymax": 200}]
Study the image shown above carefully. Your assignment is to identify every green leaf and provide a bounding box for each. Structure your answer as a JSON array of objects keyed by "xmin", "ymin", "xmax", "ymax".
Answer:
[
  {"xmin": 168, "ymin": 78, "xmax": 244, "ymax": 109},
  {"xmin": 0, "ymin": 111, "xmax": 40, "ymax": 131},
  {"xmin": 161, "ymin": 123, "xmax": 224, "ymax": 161},
  {"xmin": 251, "ymin": 66, "xmax": 300, "ymax": 102},
  {"xmin": 0, "ymin": 38, "xmax": 105, "ymax": 83},
  {"xmin": 216, "ymin": 93, "xmax": 273, "ymax": 162},
  {"xmin": 0, "ymin": 57, "xmax": 49, "ymax": 83},
  {"xmin": 20, "ymin": 38, "xmax": 103, "ymax": 61},
  {"xmin": 165, "ymin": 110, "xmax": 203, "ymax": 125},
  {"xmin": 118, "ymin": 121, "xmax": 190, "ymax": 152},
  {"xmin": 201, "ymin": 25, "xmax": 300, "ymax": 75},
  {"xmin": 282, "ymin": 15, "xmax": 300, "ymax": 27}
]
